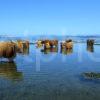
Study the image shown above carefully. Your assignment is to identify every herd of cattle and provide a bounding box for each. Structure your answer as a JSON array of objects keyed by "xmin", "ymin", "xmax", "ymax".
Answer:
[
  {"xmin": 37, "ymin": 39, "xmax": 73, "ymax": 49},
  {"xmin": 0, "ymin": 40, "xmax": 29, "ymax": 62},
  {"xmin": 0, "ymin": 39, "xmax": 94, "ymax": 61}
]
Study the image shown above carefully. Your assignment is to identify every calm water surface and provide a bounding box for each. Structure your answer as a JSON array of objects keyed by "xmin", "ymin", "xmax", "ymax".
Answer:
[{"xmin": 0, "ymin": 39, "xmax": 100, "ymax": 100}]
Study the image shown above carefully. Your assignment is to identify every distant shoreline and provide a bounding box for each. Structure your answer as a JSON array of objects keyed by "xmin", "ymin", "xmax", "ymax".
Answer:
[{"xmin": 1, "ymin": 35, "xmax": 100, "ymax": 38}]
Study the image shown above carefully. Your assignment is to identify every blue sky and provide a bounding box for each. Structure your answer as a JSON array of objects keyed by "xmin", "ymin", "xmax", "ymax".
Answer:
[{"xmin": 0, "ymin": 0, "xmax": 100, "ymax": 36}]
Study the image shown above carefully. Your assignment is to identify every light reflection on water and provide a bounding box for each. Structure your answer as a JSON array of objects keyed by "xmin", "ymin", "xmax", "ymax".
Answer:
[{"xmin": 0, "ymin": 40, "xmax": 100, "ymax": 100}]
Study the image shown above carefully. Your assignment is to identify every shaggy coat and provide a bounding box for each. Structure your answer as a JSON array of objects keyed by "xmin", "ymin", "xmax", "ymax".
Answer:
[{"xmin": 0, "ymin": 42, "xmax": 16, "ymax": 61}]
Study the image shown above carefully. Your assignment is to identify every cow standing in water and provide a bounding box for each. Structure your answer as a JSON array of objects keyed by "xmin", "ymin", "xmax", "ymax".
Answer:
[
  {"xmin": 16, "ymin": 40, "xmax": 30, "ymax": 54},
  {"xmin": 0, "ymin": 42, "xmax": 17, "ymax": 62},
  {"xmin": 87, "ymin": 39, "xmax": 94, "ymax": 52},
  {"xmin": 87, "ymin": 39, "xmax": 94, "ymax": 46},
  {"xmin": 61, "ymin": 39, "xmax": 73, "ymax": 50},
  {"xmin": 43, "ymin": 40, "xmax": 58, "ymax": 49}
]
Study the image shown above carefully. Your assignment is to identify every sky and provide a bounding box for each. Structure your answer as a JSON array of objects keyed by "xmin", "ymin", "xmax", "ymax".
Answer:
[{"xmin": 0, "ymin": 0, "xmax": 100, "ymax": 36}]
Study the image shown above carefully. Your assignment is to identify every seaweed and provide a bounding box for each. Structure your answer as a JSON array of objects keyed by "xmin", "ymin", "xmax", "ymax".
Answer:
[{"xmin": 82, "ymin": 72, "xmax": 100, "ymax": 79}]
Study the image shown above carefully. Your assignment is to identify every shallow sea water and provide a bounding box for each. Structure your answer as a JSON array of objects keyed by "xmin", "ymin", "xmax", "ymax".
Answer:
[{"xmin": 0, "ymin": 38, "xmax": 100, "ymax": 100}]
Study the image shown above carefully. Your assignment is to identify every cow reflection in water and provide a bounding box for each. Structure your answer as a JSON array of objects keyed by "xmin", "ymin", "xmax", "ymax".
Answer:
[
  {"xmin": 60, "ymin": 48, "xmax": 73, "ymax": 55},
  {"xmin": 87, "ymin": 45, "xmax": 94, "ymax": 53},
  {"xmin": 0, "ymin": 62, "xmax": 23, "ymax": 81},
  {"xmin": 87, "ymin": 39, "xmax": 94, "ymax": 53},
  {"xmin": 41, "ymin": 47, "xmax": 58, "ymax": 54}
]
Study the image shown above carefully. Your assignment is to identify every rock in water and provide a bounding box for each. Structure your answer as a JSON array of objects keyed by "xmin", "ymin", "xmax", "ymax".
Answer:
[{"xmin": 82, "ymin": 72, "xmax": 100, "ymax": 79}]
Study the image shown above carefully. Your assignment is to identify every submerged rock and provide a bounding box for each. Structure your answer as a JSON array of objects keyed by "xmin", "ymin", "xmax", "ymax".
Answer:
[{"xmin": 82, "ymin": 72, "xmax": 100, "ymax": 79}]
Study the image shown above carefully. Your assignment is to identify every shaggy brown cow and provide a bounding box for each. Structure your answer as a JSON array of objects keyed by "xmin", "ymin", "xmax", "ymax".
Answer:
[
  {"xmin": 37, "ymin": 40, "xmax": 43, "ymax": 48},
  {"xmin": 0, "ymin": 42, "xmax": 16, "ymax": 61},
  {"xmin": 16, "ymin": 40, "xmax": 29, "ymax": 54},
  {"xmin": 43, "ymin": 40, "xmax": 58, "ymax": 49},
  {"xmin": 16, "ymin": 40, "xmax": 23, "ymax": 53},
  {"xmin": 61, "ymin": 40, "xmax": 73, "ymax": 49},
  {"xmin": 87, "ymin": 39, "xmax": 94, "ymax": 46}
]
